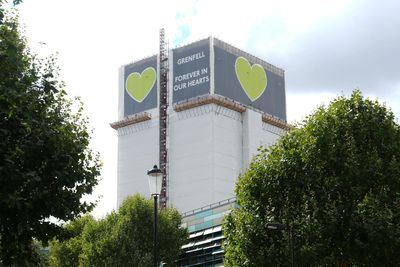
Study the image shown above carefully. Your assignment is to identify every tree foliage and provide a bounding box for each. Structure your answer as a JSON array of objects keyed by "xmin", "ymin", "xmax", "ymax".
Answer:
[
  {"xmin": 49, "ymin": 194, "xmax": 188, "ymax": 267},
  {"xmin": 0, "ymin": 0, "xmax": 22, "ymax": 23},
  {"xmin": 0, "ymin": 7, "xmax": 101, "ymax": 266},
  {"xmin": 224, "ymin": 90, "xmax": 400, "ymax": 266}
]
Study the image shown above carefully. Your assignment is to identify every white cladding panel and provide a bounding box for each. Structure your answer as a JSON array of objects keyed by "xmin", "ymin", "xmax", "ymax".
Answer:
[
  {"xmin": 261, "ymin": 122, "xmax": 285, "ymax": 147},
  {"xmin": 242, "ymin": 109, "xmax": 262, "ymax": 168},
  {"xmin": 213, "ymin": 109, "xmax": 242, "ymax": 200},
  {"xmin": 168, "ymin": 104, "xmax": 243, "ymax": 212},
  {"xmin": 169, "ymin": 105, "xmax": 214, "ymax": 212},
  {"xmin": 116, "ymin": 105, "xmax": 285, "ymax": 212},
  {"xmin": 116, "ymin": 117, "xmax": 159, "ymax": 206}
]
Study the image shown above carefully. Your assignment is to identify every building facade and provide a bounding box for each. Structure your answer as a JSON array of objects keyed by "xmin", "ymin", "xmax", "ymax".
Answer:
[
  {"xmin": 111, "ymin": 37, "xmax": 289, "ymax": 214},
  {"xmin": 177, "ymin": 197, "xmax": 236, "ymax": 266}
]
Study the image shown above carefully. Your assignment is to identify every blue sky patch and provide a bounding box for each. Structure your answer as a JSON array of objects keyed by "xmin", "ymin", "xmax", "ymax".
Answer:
[{"xmin": 173, "ymin": 24, "xmax": 190, "ymax": 47}]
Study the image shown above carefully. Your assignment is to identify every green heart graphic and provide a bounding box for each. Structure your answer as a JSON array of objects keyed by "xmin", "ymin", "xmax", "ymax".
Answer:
[
  {"xmin": 235, "ymin": 57, "xmax": 267, "ymax": 102},
  {"xmin": 125, "ymin": 67, "xmax": 156, "ymax": 103}
]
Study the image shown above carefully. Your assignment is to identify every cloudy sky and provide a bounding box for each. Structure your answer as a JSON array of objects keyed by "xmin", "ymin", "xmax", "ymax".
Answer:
[{"xmin": 16, "ymin": 0, "xmax": 400, "ymax": 217}]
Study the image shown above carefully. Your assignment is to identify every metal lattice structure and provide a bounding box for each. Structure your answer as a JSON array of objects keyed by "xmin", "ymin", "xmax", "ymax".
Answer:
[{"xmin": 159, "ymin": 28, "xmax": 169, "ymax": 209}]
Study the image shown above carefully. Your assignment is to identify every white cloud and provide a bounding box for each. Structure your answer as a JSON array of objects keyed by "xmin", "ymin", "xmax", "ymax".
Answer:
[{"xmin": 286, "ymin": 91, "xmax": 337, "ymax": 124}]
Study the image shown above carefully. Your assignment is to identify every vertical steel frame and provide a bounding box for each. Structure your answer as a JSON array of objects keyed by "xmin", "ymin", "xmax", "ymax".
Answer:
[{"xmin": 159, "ymin": 29, "xmax": 168, "ymax": 209}]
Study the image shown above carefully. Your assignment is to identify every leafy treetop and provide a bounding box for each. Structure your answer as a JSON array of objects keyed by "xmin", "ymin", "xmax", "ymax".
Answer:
[
  {"xmin": 0, "ymin": 5, "xmax": 101, "ymax": 266},
  {"xmin": 224, "ymin": 90, "xmax": 400, "ymax": 266},
  {"xmin": 49, "ymin": 194, "xmax": 188, "ymax": 267}
]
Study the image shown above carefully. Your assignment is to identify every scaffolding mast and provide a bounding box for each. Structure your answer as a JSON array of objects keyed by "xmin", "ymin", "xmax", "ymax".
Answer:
[{"xmin": 159, "ymin": 28, "xmax": 169, "ymax": 209}]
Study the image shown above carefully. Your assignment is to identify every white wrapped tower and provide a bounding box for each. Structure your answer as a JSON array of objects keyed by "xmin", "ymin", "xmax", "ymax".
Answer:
[{"xmin": 111, "ymin": 37, "xmax": 289, "ymax": 213}]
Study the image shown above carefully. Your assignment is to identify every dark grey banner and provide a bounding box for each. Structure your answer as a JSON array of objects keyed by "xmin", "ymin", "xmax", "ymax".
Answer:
[
  {"xmin": 124, "ymin": 56, "xmax": 157, "ymax": 116},
  {"xmin": 173, "ymin": 39, "xmax": 210, "ymax": 103},
  {"xmin": 214, "ymin": 46, "xmax": 286, "ymax": 120}
]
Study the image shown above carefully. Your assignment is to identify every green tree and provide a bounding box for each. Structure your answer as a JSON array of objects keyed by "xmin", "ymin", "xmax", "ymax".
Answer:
[
  {"xmin": 50, "ymin": 194, "xmax": 188, "ymax": 267},
  {"xmin": 224, "ymin": 90, "xmax": 400, "ymax": 266},
  {"xmin": 0, "ymin": 0, "xmax": 22, "ymax": 23},
  {"xmin": 0, "ymin": 7, "xmax": 101, "ymax": 266},
  {"xmin": 49, "ymin": 215, "xmax": 95, "ymax": 267}
]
